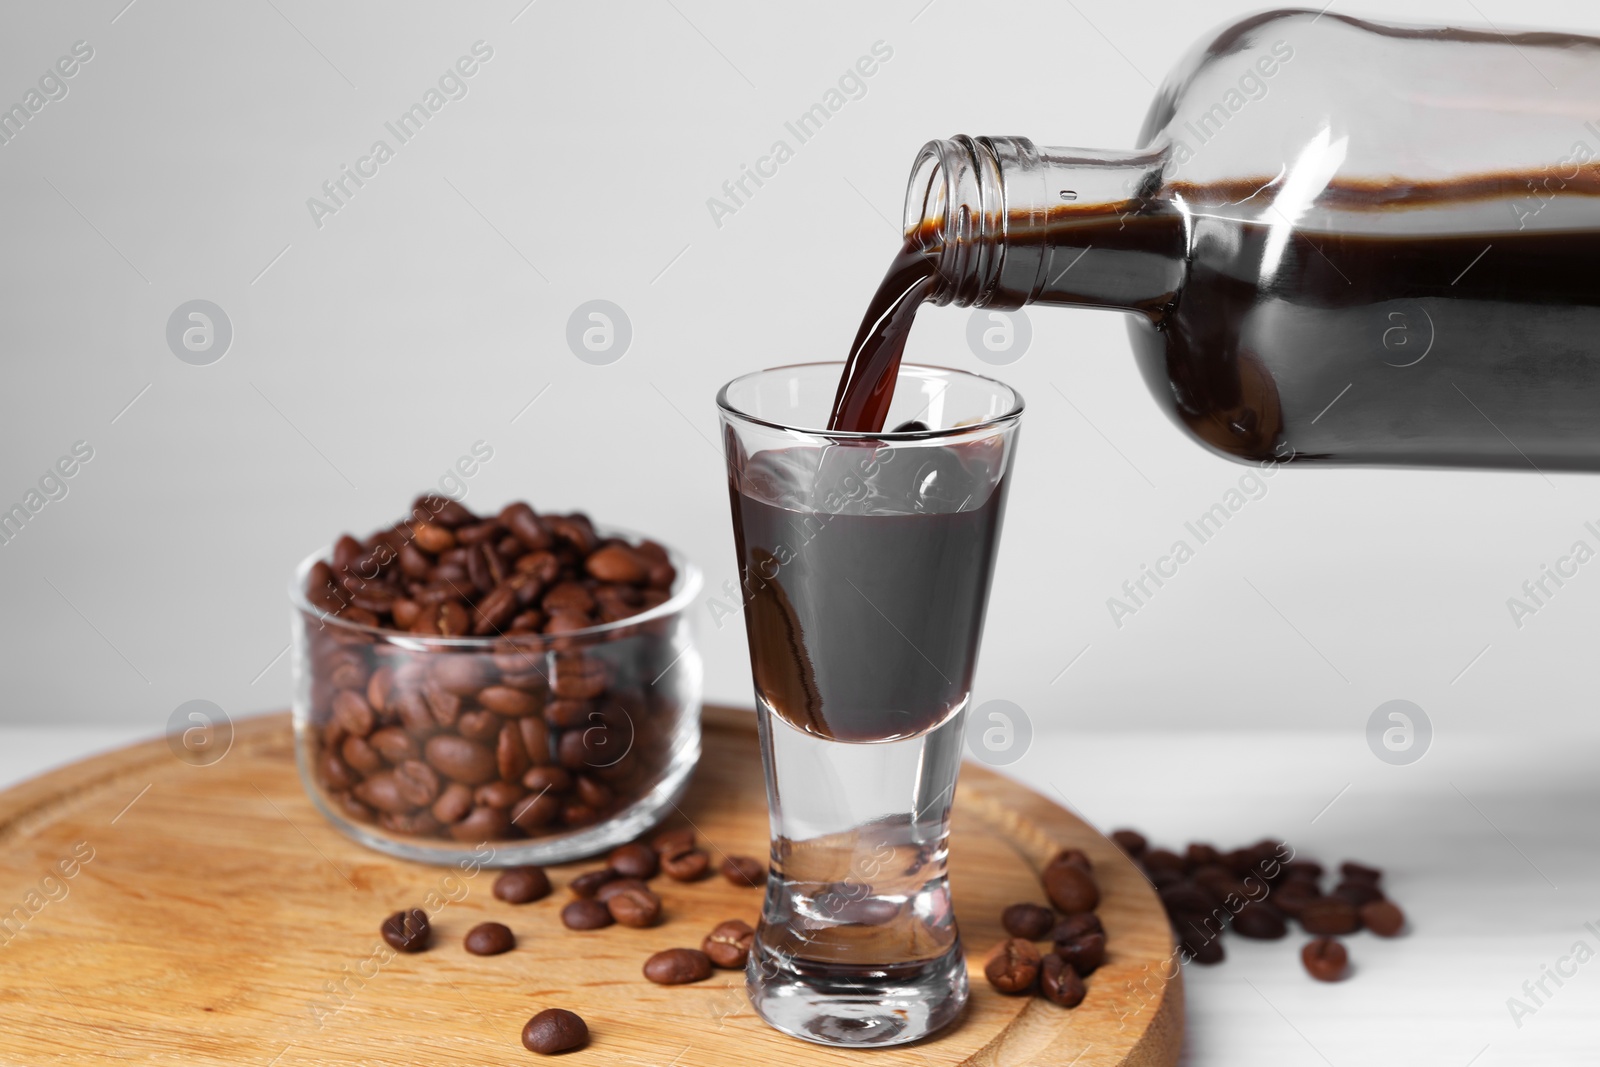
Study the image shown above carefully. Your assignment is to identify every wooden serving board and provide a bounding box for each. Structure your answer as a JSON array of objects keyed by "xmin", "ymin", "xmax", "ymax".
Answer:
[{"xmin": 0, "ymin": 706, "xmax": 1181, "ymax": 1066}]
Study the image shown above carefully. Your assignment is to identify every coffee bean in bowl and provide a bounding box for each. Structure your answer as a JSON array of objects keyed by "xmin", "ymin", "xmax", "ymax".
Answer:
[{"xmin": 290, "ymin": 496, "xmax": 704, "ymax": 866}]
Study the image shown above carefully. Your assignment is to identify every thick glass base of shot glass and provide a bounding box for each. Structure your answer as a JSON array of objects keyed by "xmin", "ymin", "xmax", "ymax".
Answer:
[
  {"xmin": 745, "ymin": 938, "xmax": 968, "ymax": 1048},
  {"xmin": 745, "ymin": 703, "xmax": 970, "ymax": 1048}
]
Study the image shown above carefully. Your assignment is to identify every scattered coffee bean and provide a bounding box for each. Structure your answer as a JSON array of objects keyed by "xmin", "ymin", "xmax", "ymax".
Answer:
[
  {"xmin": 1039, "ymin": 952, "xmax": 1087, "ymax": 1007},
  {"xmin": 652, "ymin": 826, "xmax": 695, "ymax": 855},
  {"xmin": 465, "ymin": 921, "xmax": 515, "ymax": 956},
  {"xmin": 1300, "ymin": 898, "xmax": 1361, "ymax": 936},
  {"xmin": 609, "ymin": 842, "xmax": 660, "ymax": 880},
  {"xmin": 721, "ymin": 855, "xmax": 765, "ymax": 888},
  {"xmin": 1050, "ymin": 913, "xmax": 1104, "ymax": 946},
  {"xmin": 380, "ymin": 908, "xmax": 431, "ymax": 953},
  {"xmin": 594, "ymin": 877, "xmax": 650, "ymax": 903},
  {"xmin": 1283, "ymin": 860, "xmax": 1324, "ymax": 882},
  {"xmin": 1360, "ymin": 900, "xmax": 1405, "ymax": 937},
  {"xmin": 661, "ymin": 846, "xmax": 712, "ymax": 882},
  {"xmin": 561, "ymin": 899, "xmax": 614, "ymax": 931},
  {"xmin": 1334, "ymin": 879, "xmax": 1385, "ymax": 908},
  {"xmin": 1232, "ymin": 902, "xmax": 1288, "ymax": 940},
  {"xmin": 644, "ymin": 948, "xmax": 713, "ymax": 985},
  {"xmin": 985, "ymin": 938, "xmax": 1041, "ymax": 994},
  {"xmin": 703, "ymin": 920, "xmax": 755, "ymax": 969},
  {"xmin": 1110, "ymin": 828, "xmax": 1147, "ymax": 857},
  {"xmin": 1043, "ymin": 863, "xmax": 1100, "ymax": 914},
  {"xmin": 1301, "ymin": 937, "xmax": 1349, "ymax": 981},
  {"xmin": 1002, "ymin": 903, "xmax": 1057, "ymax": 940},
  {"xmin": 1340, "ymin": 861, "xmax": 1383, "ymax": 883},
  {"xmin": 1182, "ymin": 934, "xmax": 1225, "ymax": 965},
  {"xmin": 522, "ymin": 1008, "xmax": 588, "ymax": 1054},
  {"xmin": 1118, "ymin": 827, "xmax": 1406, "ymax": 982},
  {"xmin": 606, "ymin": 887, "xmax": 663, "ymax": 928},
  {"xmin": 1047, "ymin": 848, "xmax": 1093, "ymax": 874},
  {"xmin": 569, "ymin": 869, "xmax": 620, "ymax": 898},
  {"xmin": 1056, "ymin": 931, "xmax": 1107, "ymax": 976},
  {"xmin": 493, "ymin": 865, "xmax": 552, "ymax": 904}
]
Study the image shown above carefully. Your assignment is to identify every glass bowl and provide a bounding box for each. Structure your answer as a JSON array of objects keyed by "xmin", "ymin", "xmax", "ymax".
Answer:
[{"xmin": 288, "ymin": 535, "xmax": 702, "ymax": 866}]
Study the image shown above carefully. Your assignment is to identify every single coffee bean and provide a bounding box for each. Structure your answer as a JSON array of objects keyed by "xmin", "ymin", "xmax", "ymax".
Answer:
[
  {"xmin": 354, "ymin": 771, "xmax": 413, "ymax": 815},
  {"xmin": 561, "ymin": 899, "xmax": 614, "ymax": 931},
  {"xmin": 1360, "ymin": 900, "xmax": 1405, "ymax": 937},
  {"xmin": 1050, "ymin": 912, "xmax": 1104, "ymax": 945},
  {"xmin": 522, "ymin": 1008, "xmax": 587, "ymax": 1055},
  {"xmin": 430, "ymin": 781, "xmax": 474, "ymax": 824},
  {"xmin": 1142, "ymin": 849, "xmax": 1186, "ymax": 879},
  {"xmin": 1039, "ymin": 952, "xmax": 1087, "ymax": 1007},
  {"xmin": 594, "ymin": 877, "xmax": 650, "ymax": 903},
  {"xmin": 423, "ymin": 735, "xmax": 497, "ymax": 785},
  {"xmin": 523, "ymin": 765, "xmax": 572, "ymax": 794},
  {"xmin": 1002, "ymin": 903, "xmax": 1057, "ymax": 940},
  {"xmin": 1056, "ymin": 931, "xmax": 1107, "ymax": 976},
  {"xmin": 369, "ymin": 726, "xmax": 418, "ymax": 765},
  {"xmin": 1046, "ymin": 847, "xmax": 1092, "ymax": 873},
  {"xmin": 332, "ymin": 690, "xmax": 376, "ymax": 738},
  {"xmin": 1159, "ymin": 883, "xmax": 1214, "ymax": 921},
  {"xmin": 393, "ymin": 759, "xmax": 442, "ymax": 807},
  {"xmin": 587, "ymin": 543, "xmax": 648, "ymax": 584},
  {"xmin": 474, "ymin": 779, "xmax": 525, "ymax": 810},
  {"xmin": 1340, "ymin": 860, "xmax": 1383, "ymax": 884},
  {"xmin": 1333, "ymin": 880, "xmax": 1385, "ymax": 908},
  {"xmin": 493, "ymin": 866, "xmax": 552, "ymax": 904},
  {"xmin": 429, "ymin": 655, "xmax": 492, "ymax": 695},
  {"xmin": 607, "ymin": 887, "xmax": 663, "ymax": 928},
  {"xmin": 568, "ymin": 869, "xmax": 620, "ymax": 898},
  {"xmin": 652, "ymin": 826, "xmax": 695, "ymax": 855},
  {"xmin": 569, "ymin": 777, "xmax": 611, "ymax": 812},
  {"xmin": 661, "ymin": 846, "xmax": 712, "ymax": 882},
  {"xmin": 496, "ymin": 721, "xmax": 531, "ymax": 783},
  {"xmin": 703, "ymin": 920, "xmax": 755, "ymax": 969},
  {"xmin": 1273, "ymin": 881, "xmax": 1322, "ymax": 919},
  {"xmin": 1044, "ymin": 864, "xmax": 1100, "ymax": 914},
  {"xmin": 609, "ymin": 842, "xmax": 660, "ymax": 880},
  {"xmin": 721, "ymin": 855, "xmax": 766, "ymax": 888},
  {"xmin": 448, "ymin": 805, "xmax": 511, "ymax": 843},
  {"xmin": 643, "ymin": 948, "xmax": 713, "ymax": 985},
  {"xmin": 1182, "ymin": 934, "xmax": 1225, "ymax": 965},
  {"xmin": 509, "ymin": 791, "xmax": 560, "ymax": 831},
  {"xmin": 412, "ymin": 522, "xmax": 455, "ymax": 553},
  {"xmin": 479, "ymin": 685, "xmax": 539, "ymax": 717},
  {"xmin": 985, "ymin": 938, "xmax": 1041, "ymax": 994},
  {"xmin": 464, "ymin": 921, "xmax": 515, "ymax": 956},
  {"xmin": 1232, "ymin": 902, "xmax": 1288, "ymax": 940},
  {"xmin": 1283, "ymin": 860, "xmax": 1324, "ymax": 882},
  {"xmin": 455, "ymin": 709, "xmax": 502, "ymax": 744},
  {"xmin": 380, "ymin": 908, "xmax": 431, "ymax": 953},
  {"xmin": 1110, "ymin": 829, "xmax": 1147, "ymax": 857},
  {"xmin": 1301, "ymin": 937, "xmax": 1349, "ymax": 981},
  {"xmin": 342, "ymin": 735, "xmax": 383, "ymax": 776},
  {"xmin": 1300, "ymin": 897, "xmax": 1361, "ymax": 935}
]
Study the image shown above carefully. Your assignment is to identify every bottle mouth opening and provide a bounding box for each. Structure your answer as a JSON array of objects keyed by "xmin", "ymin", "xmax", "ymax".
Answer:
[{"xmin": 903, "ymin": 136, "xmax": 1043, "ymax": 309}]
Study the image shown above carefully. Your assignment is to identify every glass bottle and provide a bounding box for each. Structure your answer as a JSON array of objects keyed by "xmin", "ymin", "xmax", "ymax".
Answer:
[{"xmin": 904, "ymin": 10, "xmax": 1600, "ymax": 470}]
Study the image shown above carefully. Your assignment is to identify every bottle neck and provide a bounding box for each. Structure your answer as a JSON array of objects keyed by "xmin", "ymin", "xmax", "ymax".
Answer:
[{"xmin": 905, "ymin": 136, "xmax": 1183, "ymax": 314}]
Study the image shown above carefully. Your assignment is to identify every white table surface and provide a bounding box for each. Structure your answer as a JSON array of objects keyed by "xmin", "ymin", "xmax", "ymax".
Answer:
[{"xmin": 1, "ymin": 721, "xmax": 1594, "ymax": 1066}]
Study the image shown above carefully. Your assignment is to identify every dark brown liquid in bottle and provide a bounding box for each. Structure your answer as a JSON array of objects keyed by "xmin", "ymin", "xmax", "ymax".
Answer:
[{"xmin": 826, "ymin": 237, "xmax": 941, "ymax": 434}]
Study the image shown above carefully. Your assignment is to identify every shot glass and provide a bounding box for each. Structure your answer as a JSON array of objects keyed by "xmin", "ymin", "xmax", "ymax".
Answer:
[{"xmin": 717, "ymin": 362, "xmax": 1022, "ymax": 1047}]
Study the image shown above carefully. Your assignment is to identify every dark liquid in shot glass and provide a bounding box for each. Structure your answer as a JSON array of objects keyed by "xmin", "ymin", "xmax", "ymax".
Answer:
[{"xmin": 729, "ymin": 442, "xmax": 1008, "ymax": 742}]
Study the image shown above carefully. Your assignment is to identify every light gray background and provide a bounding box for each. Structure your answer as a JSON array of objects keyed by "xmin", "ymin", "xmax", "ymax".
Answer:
[{"xmin": 3, "ymin": 4, "xmax": 1599, "ymax": 1064}]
